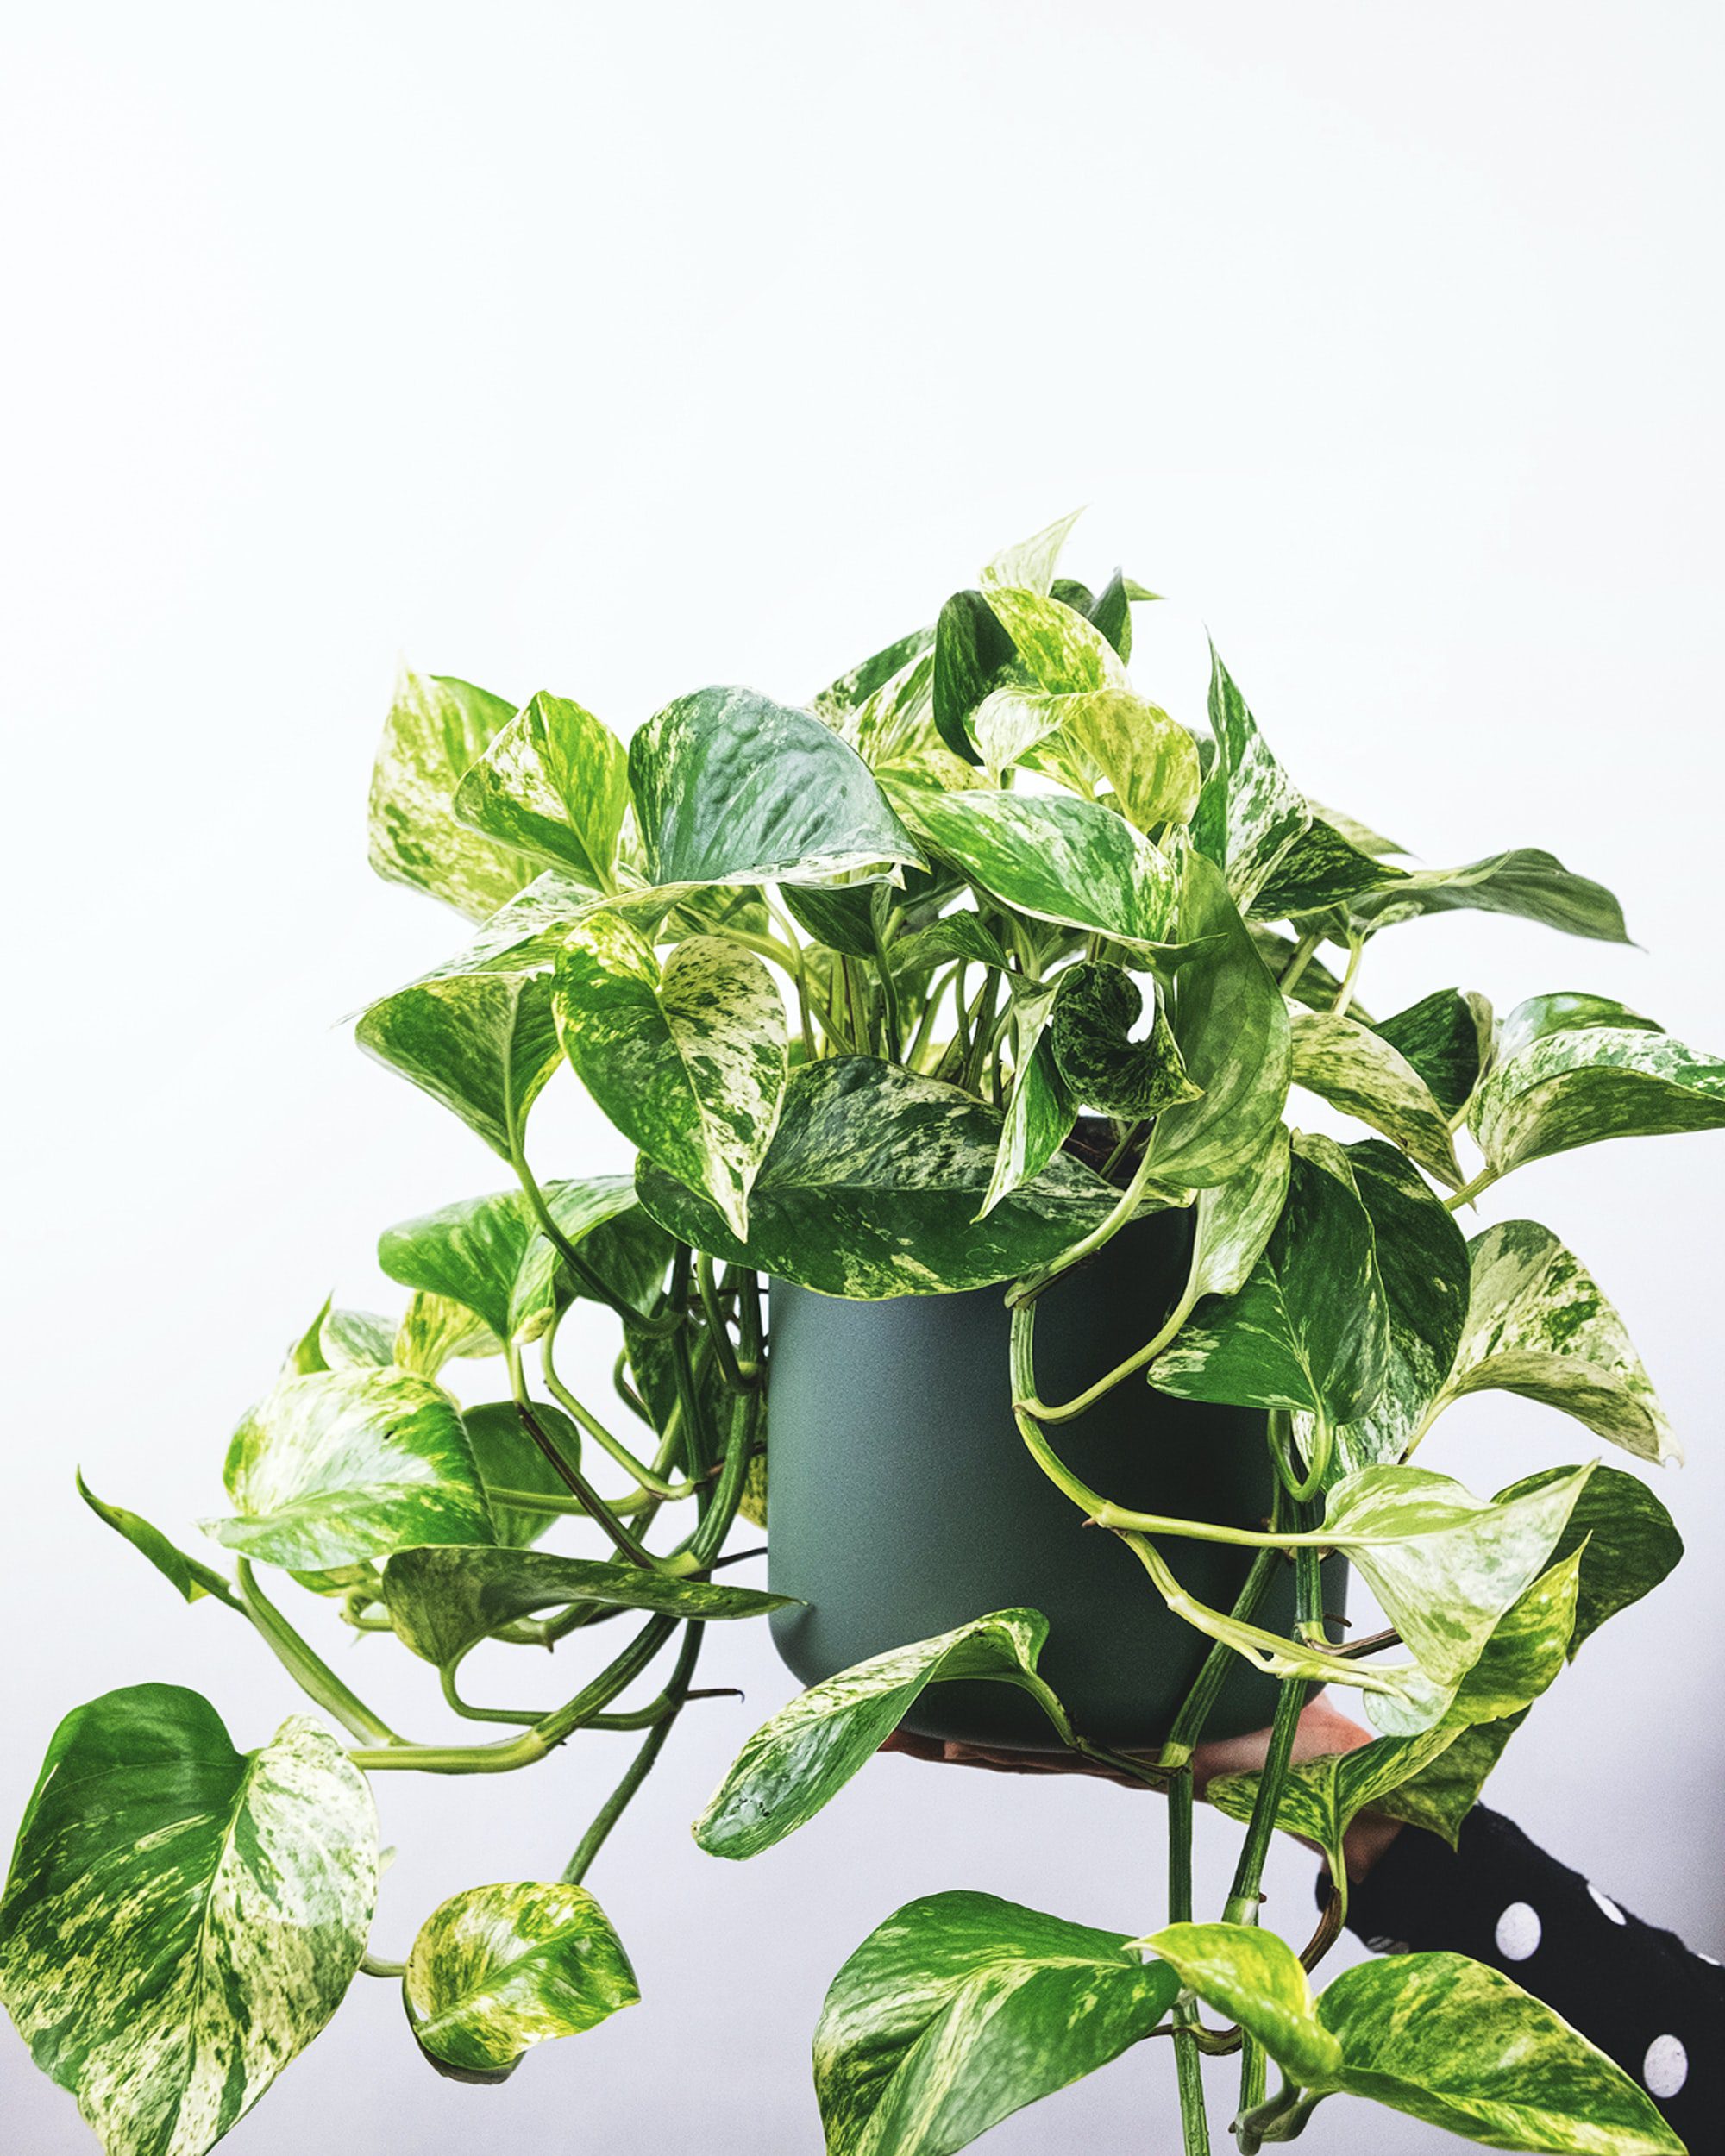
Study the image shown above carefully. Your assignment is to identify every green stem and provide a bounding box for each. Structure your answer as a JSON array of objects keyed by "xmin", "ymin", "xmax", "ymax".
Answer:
[
  {"xmin": 1007, "ymin": 1143, "xmax": 1173, "ymax": 1307},
  {"xmin": 1266, "ymin": 1408, "xmax": 1332, "ymax": 1507},
  {"xmin": 361, "ymin": 1952, "xmax": 407, "ymax": 1979},
  {"xmin": 1277, "ymin": 931, "xmax": 1320, "ymax": 998},
  {"xmin": 440, "ymin": 1661, "xmax": 546, "ymax": 1726},
  {"xmin": 1170, "ymin": 1769, "xmax": 1214, "ymax": 2155},
  {"xmin": 484, "ymin": 1484, "xmax": 661, "ymax": 1520},
  {"xmin": 1328, "ymin": 935, "xmax": 1364, "ymax": 1019},
  {"xmin": 508, "ymin": 1137, "xmax": 681, "ymax": 1338},
  {"xmin": 507, "ymin": 1344, "xmax": 660, "ymax": 1568},
  {"xmin": 542, "ymin": 1315, "xmax": 699, "ymax": 1501},
  {"xmin": 1442, "ymin": 1165, "xmax": 1498, "ymax": 1212},
  {"xmin": 563, "ymin": 1624, "xmax": 705, "ymax": 1883},
  {"xmin": 236, "ymin": 1560, "xmax": 404, "ymax": 1748},
  {"xmin": 697, "ymin": 1254, "xmax": 750, "ymax": 1395},
  {"xmin": 1018, "ymin": 1279, "xmax": 1200, "ymax": 1423}
]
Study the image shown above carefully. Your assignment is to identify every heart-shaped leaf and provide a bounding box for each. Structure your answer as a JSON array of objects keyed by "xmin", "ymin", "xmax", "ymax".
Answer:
[
  {"xmin": 1473, "ymin": 1011, "xmax": 1725, "ymax": 1174},
  {"xmin": 452, "ymin": 690, "xmax": 630, "ymax": 891},
  {"xmin": 1315, "ymin": 1952, "xmax": 1682, "ymax": 2152},
  {"xmin": 1354, "ymin": 848, "xmax": 1631, "ymax": 944},
  {"xmin": 1142, "ymin": 844, "xmax": 1291, "ymax": 1188},
  {"xmin": 1426, "ymin": 1219, "xmax": 1677, "ymax": 1462},
  {"xmin": 693, "ymin": 1611, "xmax": 1063, "ymax": 1858},
  {"xmin": 1049, "ymin": 964, "xmax": 1202, "ymax": 1119},
  {"xmin": 358, "ymin": 969, "xmax": 563, "ymax": 1160},
  {"xmin": 554, "ymin": 917, "xmax": 788, "ymax": 1238},
  {"xmin": 815, "ymin": 1891, "xmax": 1179, "ymax": 2156},
  {"xmin": 368, "ymin": 667, "xmax": 532, "ymax": 920},
  {"xmin": 1181, "ymin": 1125, "xmax": 1293, "ymax": 1300},
  {"xmin": 636, "ymin": 1057, "xmax": 1119, "ymax": 1297},
  {"xmin": 76, "ymin": 1474, "xmax": 236, "ymax": 1606},
  {"xmin": 392, "ymin": 1292, "xmax": 501, "ymax": 1378},
  {"xmin": 208, "ymin": 1367, "xmax": 494, "ymax": 1570},
  {"xmin": 1151, "ymin": 1142, "xmax": 1390, "ymax": 1427},
  {"xmin": 457, "ymin": 1401, "xmax": 585, "ymax": 1548},
  {"xmin": 628, "ymin": 686, "xmax": 923, "ymax": 895},
  {"xmin": 383, "ymin": 1545, "xmax": 790, "ymax": 1667},
  {"xmin": 1191, "ymin": 649, "xmax": 1310, "ymax": 910},
  {"xmin": 1145, "ymin": 1923, "xmax": 1343, "ymax": 2090},
  {"xmin": 893, "ymin": 789, "xmax": 1177, "ymax": 952},
  {"xmin": 980, "ymin": 511, "xmax": 1086, "ymax": 598},
  {"xmin": 816, "ymin": 648, "xmax": 973, "ymax": 794},
  {"xmin": 0, "ymin": 1685, "xmax": 377, "ymax": 2156},
  {"xmin": 379, "ymin": 1178, "xmax": 667, "ymax": 1344},
  {"xmin": 404, "ymin": 1881, "xmax": 637, "ymax": 2083},
  {"xmin": 1289, "ymin": 1011, "xmax": 1464, "ymax": 1187}
]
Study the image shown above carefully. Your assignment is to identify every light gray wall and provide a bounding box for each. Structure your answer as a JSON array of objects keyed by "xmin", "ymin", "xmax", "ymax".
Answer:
[{"xmin": 3, "ymin": 4, "xmax": 1721, "ymax": 2150}]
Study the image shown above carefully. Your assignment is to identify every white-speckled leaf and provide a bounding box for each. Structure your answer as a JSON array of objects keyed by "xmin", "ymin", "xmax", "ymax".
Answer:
[
  {"xmin": 636, "ymin": 1057, "xmax": 1118, "ymax": 1297},
  {"xmin": 980, "ymin": 586, "xmax": 1128, "ymax": 697},
  {"xmin": 1183, "ymin": 1126, "xmax": 1292, "ymax": 1300},
  {"xmin": 383, "ymin": 1545, "xmax": 790, "ymax": 1666},
  {"xmin": 1143, "ymin": 843, "xmax": 1291, "ymax": 1188},
  {"xmin": 380, "ymin": 872, "xmax": 606, "ymax": 995},
  {"xmin": 0, "ymin": 1685, "xmax": 376, "ymax": 2156},
  {"xmin": 1428, "ymin": 1221, "xmax": 1677, "ymax": 1462},
  {"xmin": 628, "ymin": 686, "xmax": 923, "ymax": 898},
  {"xmin": 554, "ymin": 916, "xmax": 787, "ymax": 1238},
  {"xmin": 822, "ymin": 648, "xmax": 975, "ymax": 793},
  {"xmin": 1290, "ymin": 1011, "xmax": 1465, "ymax": 1187},
  {"xmin": 977, "ymin": 1014, "xmax": 1075, "ymax": 1221},
  {"xmin": 1353, "ymin": 849, "xmax": 1631, "ymax": 945},
  {"xmin": 892, "ymin": 788, "xmax": 1176, "ymax": 953},
  {"xmin": 1062, "ymin": 690, "xmax": 1202, "ymax": 831},
  {"xmin": 368, "ymin": 667, "xmax": 531, "ymax": 921},
  {"xmin": 1048, "ymin": 964, "xmax": 1202, "ymax": 1119},
  {"xmin": 812, "ymin": 624, "xmax": 936, "ymax": 723},
  {"xmin": 815, "ymin": 1891, "xmax": 1179, "ymax": 2156},
  {"xmin": 392, "ymin": 1293, "xmax": 501, "ymax": 1379},
  {"xmin": 452, "ymin": 691, "xmax": 630, "ymax": 891},
  {"xmin": 404, "ymin": 1882, "xmax": 638, "ymax": 2084},
  {"xmin": 693, "ymin": 1612, "xmax": 1064, "ymax": 1858},
  {"xmin": 1251, "ymin": 818, "xmax": 1408, "ymax": 921},
  {"xmin": 1471, "ymin": 1019, "xmax": 1725, "ymax": 1175},
  {"xmin": 207, "ymin": 1367, "xmax": 494, "ymax": 1570},
  {"xmin": 357, "ymin": 969, "xmax": 563, "ymax": 1161},
  {"xmin": 1191, "ymin": 649, "xmax": 1310, "ymax": 910},
  {"xmin": 980, "ymin": 511, "xmax": 1085, "ymax": 598}
]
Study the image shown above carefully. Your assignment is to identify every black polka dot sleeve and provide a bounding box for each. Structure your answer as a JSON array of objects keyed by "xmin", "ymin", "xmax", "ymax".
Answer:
[{"xmin": 1336, "ymin": 1806, "xmax": 1722, "ymax": 2149}]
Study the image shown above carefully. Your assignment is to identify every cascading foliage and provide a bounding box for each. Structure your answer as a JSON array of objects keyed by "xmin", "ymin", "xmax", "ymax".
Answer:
[{"xmin": 4, "ymin": 511, "xmax": 1718, "ymax": 2156}]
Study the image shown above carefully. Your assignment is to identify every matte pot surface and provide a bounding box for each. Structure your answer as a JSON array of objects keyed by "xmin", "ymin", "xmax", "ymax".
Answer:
[{"xmin": 765, "ymin": 1209, "xmax": 1346, "ymax": 1750}]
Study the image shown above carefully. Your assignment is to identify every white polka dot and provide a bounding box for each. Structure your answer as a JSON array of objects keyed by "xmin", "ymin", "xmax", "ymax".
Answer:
[
  {"xmin": 1495, "ymin": 1902, "xmax": 1542, "ymax": 1961},
  {"xmin": 1588, "ymin": 1883, "xmax": 1628, "ymax": 1926},
  {"xmin": 1697, "ymin": 1952, "xmax": 1721, "ymax": 1967},
  {"xmin": 1644, "ymin": 2034, "xmax": 1687, "ymax": 2099}
]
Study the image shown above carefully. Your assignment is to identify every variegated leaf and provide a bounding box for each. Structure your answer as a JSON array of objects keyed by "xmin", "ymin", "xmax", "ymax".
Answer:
[
  {"xmin": 931, "ymin": 590, "xmax": 1013, "ymax": 765},
  {"xmin": 380, "ymin": 870, "xmax": 605, "ymax": 993},
  {"xmin": 980, "ymin": 585, "xmax": 1128, "ymax": 697},
  {"xmin": 1151, "ymin": 1142, "xmax": 1389, "ymax": 1428},
  {"xmin": 207, "ymin": 1366, "xmax": 494, "ymax": 1570},
  {"xmin": 1251, "ymin": 818, "xmax": 1407, "ymax": 920},
  {"xmin": 379, "ymin": 1177, "xmax": 667, "ymax": 1344},
  {"xmin": 1471, "ymin": 1014, "xmax": 1725, "ymax": 1174},
  {"xmin": 1182, "ymin": 1125, "xmax": 1292, "ymax": 1300},
  {"xmin": 357, "ymin": 968, "xmax": 563, "ymax": 1161},
  {"xmin": 1497, "ymin": 991, "xmax": 1663, "ymax": 1063},
  {"xmin": 1290, "ymin": 1011, "xmax": 1465, "ymax": 1187},
  {"xmin": 812, "ymin": 624, "xmax": 935, "ymax": 722},
  {"xmin": 814, "ymin": 1892, "xmax": 1179, "ymax": 2156},
  {"xmin": 554, "ymin": 916, "xmax": 787, "ymax": 1238},
  {"xmin": 635, "ymin": 1056, "xmax": 1117, "ymax": 1297},
  {"xmin": 1048, "ymin": 963, "xmax": 1201, "ymax": 1119},
  {"xmin": 452, "ymin": 690, "xmax": 630, "ymax": 891},
  {"xmin": 1315, "ymin": 1954, "xmax": 1681, "ymax": 2152},
  {"xmin": 892, "ymin": 788, "xmax": 1177, "ymax": 952},
  {"xmin": 404, "ymin": 1882, "xmax": 637, "ymax": 2084},
  {"xmin": 1143, "ymin": 843, "xmax": 1290, "ymax": 1188},
  {"xmin": 1320, "ymin": 1139, "xmax": 1470, "ymax": 1476},
  {"xmin": 977, "ymin": 1012, "xmax": 1075, "ymax": 1222},
  {"xmin": 1423, "ymin": 1220, "xmax": 1676, "ymax": 1462},
  {"xmin": 76, "ymin": 1474, "xmax": 235, "ymax": 1606},
  {"xmin": 1146, "ymin": 1924, "xmax": 1342, "ymax": 2090},
  {"xmin": 392, "ymin": 1292, "xmax": 501, "ymax": 1379},
  {"xmin": 823, "ymin": 648, "xmax": 974, "ymax": 793},
  {"xmin": 627, "ymin": 685, "xmax": 923, "ymax": 896},
  {"xmin": 367, "ymin": 667, "xmax": 530, "ymax": 920},
  {"xmin": 0, "ymin": 1686, "xmax": 376, "ymax": 2156},
  {"xmin": 980, "ymin": 511, "xmax": 1085, "ymax": 597},
  {"xmin": 382, "ymin": 1544, "xmax": 789, "ymax": 1666},
  {"xmin": 1353, "ymin": 847, "xmax": 1631, "ymax": 944},
  {"xmin": 1323, "ymin": 1463, "xmax": 1592, "ymax": 1722},
  {"xmin": 1061, "ymin": 690, "xmax": 1202, "ymax": 831},
  {"xmin": 693, "ymin": 1612, "xmax": 1064, "ymax": 1858},
  {"xmin": 1191, "ymin": 648, "xmax": 1310, "ymax": 910}
]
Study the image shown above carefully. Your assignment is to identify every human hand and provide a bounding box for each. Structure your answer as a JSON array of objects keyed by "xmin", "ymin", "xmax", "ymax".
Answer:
[{"xmin": 881, "ymin": 1693, "xmax": 1404, "ymax": 1878}]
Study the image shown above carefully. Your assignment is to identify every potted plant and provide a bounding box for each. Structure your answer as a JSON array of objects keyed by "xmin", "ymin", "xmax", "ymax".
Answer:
[{"xmin": 4, "ymin": 514, "xmax": 1716, "ymax": 2155}]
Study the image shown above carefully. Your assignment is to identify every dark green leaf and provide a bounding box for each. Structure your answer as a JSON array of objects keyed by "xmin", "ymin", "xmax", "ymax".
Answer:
[
  {"xmin": 693, "ymin": 1611, "xmax": 1063, "ymax": 1858},
  {"xmin": 1049, "ymin": 964, "xmax": 1201, "ymax": 1118},
  {"xmin": 629, "ymin": 686, "xmax": 923, "ymax": 893},
  {"xmin": 1374, "ymin": 989, "xmax": 1490, "ymax": 1119},
  {"xmin": 637, "ymin": 1056, "xmax": 1118, "ymax": 1296},
  {"xmin": 0, "ymin": 1685, "xmax": 376, "ymax": 2156},
  {"xmin": 1354, "ymin": 848, "xmax": 1631, "ymax": 944},
  {"xmin": 932, "ymin": 591, "xmax": 1011, "ymax": 765},
  {"xmin": 815, "ymin": 1892, "xmax": 1179, "ymax": 2156},
  {"xmin": 459, "ymin": 1401, "xmax": 585, "ymax": 1548},
  {"xmin": 404, "ymin": 1881, "xmax": 638, "ymax": 2083},
  {"xmin": 812, "ymin": 625, "xmax": 936, "ymax": 721}
]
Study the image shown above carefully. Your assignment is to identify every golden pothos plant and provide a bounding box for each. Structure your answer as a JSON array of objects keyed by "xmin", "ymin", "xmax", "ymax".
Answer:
[{"xmin": 3, "ymin": 513, "xmax": 1714, "ymax": 2155}]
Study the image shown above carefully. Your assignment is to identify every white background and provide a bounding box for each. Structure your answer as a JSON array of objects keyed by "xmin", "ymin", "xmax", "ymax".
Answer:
[{"xmin": 3, "ymin": 4, "xmax": 1722, "ymax": 2151}]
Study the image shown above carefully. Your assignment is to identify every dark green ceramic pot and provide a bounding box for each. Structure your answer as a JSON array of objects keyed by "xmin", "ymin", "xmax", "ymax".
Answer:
[{"xmin": 765, "ymin": 1207, "xmax": 1346, "ymax": 1750}]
